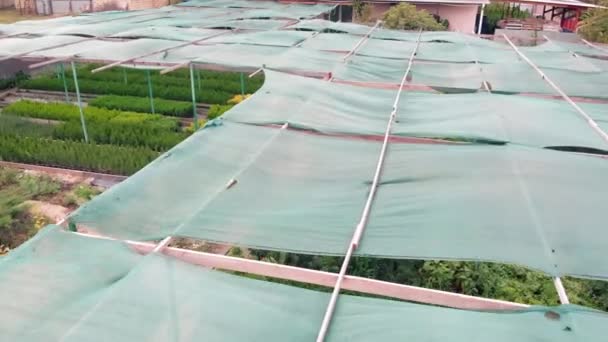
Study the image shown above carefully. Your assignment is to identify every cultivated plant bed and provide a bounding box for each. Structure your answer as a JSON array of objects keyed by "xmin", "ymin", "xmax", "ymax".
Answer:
[
  {"xmin": 89, "ymin": 95, "xmax": 194, "ymax": 117},
  {"xmin": 18, "ymin": 65, "xmax": 265, "ymax": 105},
  {"xmin": 2, "ymin": 100, "xmax": 187, "ymax": 151}
]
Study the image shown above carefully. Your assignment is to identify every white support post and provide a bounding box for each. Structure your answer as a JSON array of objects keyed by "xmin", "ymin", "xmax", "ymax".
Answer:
[
  {"xmin": 248, "ymin": 65, "xmax": 265, "ymax": 78},
  {"xmin": 542, "ymin": 35, "xmax": 600, "ymax": 72},
  {"xmin": 70, "ymin": 230, "xmax": 528, "ymax": 311},
  {"xmin": 71, "ymin": 61, "xmax": 89, "ymax": 143},
  {"xmin": 91, "ymin": 30, "xmax": 232, "ymax": 74},
  {"xmin": 554, "ymin": 277, "xmax": 570, "ymax": 304},
  {"xmin": 581, "ymin": 39, "xmax": 608, "ymax": 54},
  {"xmin": 315, "ymin": 29, "xmax": 423, "ymax": 342},
  {"xmin": 502, "ymin": 34, "xmax": 608, "ymax": 143},
  {"xmin": 477, "ymin": 4, "xmax": 485, "ymax": 35},
  {"xmin": 0, "ymin": 37, "xmax": 93, "ymax": 63},
  {"xmin": 343, "ymin": 20, "xmax": 381, "ymax": 62},
  {"xmin": 29, "ymin": 56, "xmax": 73, "ymax": 70},
  {"xmin": 153, "ymin": 236, "xmax": 173, "ymax": 253},
  {"xmin": 463, "ymin": 37, "xmax": 491, "ymax": 93}
]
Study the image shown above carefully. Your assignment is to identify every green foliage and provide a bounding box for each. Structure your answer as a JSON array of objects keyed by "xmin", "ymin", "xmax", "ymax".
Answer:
[
  {"xmin": 73, "ymin": 184, "xmax": 100, "ymax": 200},
  {"xmin": 248, "ymin": 249, "xmax": 608, "ymax": 310},
  {"xmin": 89, "ymin": 95, "xmax": 194, "ymax": 117},
  {"xmin": 16, "ymin": 175, "xmax": 60, "ymax": 197},
  {"xmin": 484, "ymin": 3, "xmax": 531, "ymax": 31},
  {"xmin": 0, "ymin": 71, "xmax": 29, "ymax": 91},
  {"xmin": 2, "ymin": 101, "xmax": 186, "ymax": 151},
  {"xmin": 0, "ymin": 135, "xmax": 158, "ymax": 175},
  {"xmin": 579, "ymin": 1, "xmax": 608, "ymax": 43},
  {"xmin": 207, "ymin": 104, "xmax": 234, "ymax": 120},
  {"xmin": 21, "ymin": 66, "xmax": 265, "ymax": 105},
  {"xmin": 0, "ymin": 167, "xmax": 61, "ymax": 249},
  {"xmin": 20, "ymin": 77, "xmax": 233, "ymax": 104},
  {"xmin": 383, "ymin": 3, "xmax": 447, "ymax": 31}
]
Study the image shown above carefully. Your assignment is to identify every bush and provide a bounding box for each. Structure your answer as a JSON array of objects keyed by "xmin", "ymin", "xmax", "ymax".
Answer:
[
  {"xmin": 0, "ymin": 71, "xmax": 29, "ymax": 91},
  {"xmin": 579, "ymin": 1, "xmax": 608, "ymax": 43},
  {"xmin": 89, "ymin": 95, "xmax": 194, "ymax": 117},
  {"xmin": 0, "ymin": 135, "xmax": 158, "ymax": 175},
  {"xmin": 20, "ymin": 77, "xmax": 235, "ymax": 104},
  {"xmin": 383, "ymin": 3, "xmax": 448, "ymax": 31},
  {"xmin": 2, "ymin": 101, "xmax": 187, "ymax": 151},
  {"xmin": 23, "ymin": 66, "xmax": 265, "ymax": 104},
  {"xmin": 207, "ymin": 104, "xmax": 234, "ymax": 120}
]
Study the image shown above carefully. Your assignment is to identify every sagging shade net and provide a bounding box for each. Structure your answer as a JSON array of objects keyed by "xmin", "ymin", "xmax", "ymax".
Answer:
[
  {"xmin": 1, "ymin": 225, "xmax": 607, "ymax": 341},
  {"xmin": 71, "ymin": 115, "xmax": 608, "ymax": 279},
  {"xmin": 1, "ymin": 11, "xmax": 608, "ymax": 99}
]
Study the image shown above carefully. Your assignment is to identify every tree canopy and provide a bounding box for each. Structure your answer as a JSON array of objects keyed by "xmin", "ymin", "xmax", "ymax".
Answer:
[
  {"xmin": 579, "ymin": 1, "xmax": 608, "ymax": 43},
  {"xmin": 383, "ymin": 3, "xmax": 447, "ymax": 31}
]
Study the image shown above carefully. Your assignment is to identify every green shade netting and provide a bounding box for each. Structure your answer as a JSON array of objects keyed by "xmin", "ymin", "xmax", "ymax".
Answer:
[
  {"xmin": 3, "ymin": 225, "xmax": 607, "ymax": 341},
  {"xmin": 270, "ymin": 48, "xmax": 341, "ymax": 73},
  {"xmin": 111, "ymin": 27, "xmax": 225, "ymax": 41},
  {"xmin": 175, "ymin": 126, "xmax": 377, "ymax": 253},
  {"xmin": 330, "ymin": 299, "xmax": 606, "ymax": 341},
  {"xmin": 27, "ymin": 40, "xmax": 120, "ymax": 58},
  {"xmin": 193, "ymin": 44, "xmax": 288, "ymax": 69},
  {"xmin": 0, "ymin": 36, "xmax": 85, "ymax": 57},
  {"xmin": 356, "ymin": 39, "xmax": 418, "ymax": 59},
  {"xmin": 76, "ymin": 38, "xmax": 183, "ymax": 61},
  {"xmin": 332, "ymin": 54, "xmax": 409, "ymax": 83},
  {"xmin": 207, "ymin": 18, "xmax": 293, "ymax": 30},
  {"xmin": 71, "ymin": 120, "xmax": 608, "ymax": 278},
  {"xmin": 45, "ymin": 23, "xmax": 141, "ymax": 37},
  {"xmin": 71, "ymin": 122, "xmax": 282, "ymax": 240},
  {"xmin": 521, "ymin": 49, "xmax": 604, "ymax": 72},
  {"xmin": 225, "ymin": 70, "xmax": 608, "ymax": 150},
  {"xmin": 358, "ymin": 143, "xmax": 608, "ymax": 279},
  {"xmin": 300, "ymin": 33, "xmax": 363, "ymax": 51},
  {"xmin": 528, "ymin": 40, "xmax": 606, "ymax": 58},
  {"xmin": 205, "ymin": 30, "xmax": 314, "ymax": 47}
]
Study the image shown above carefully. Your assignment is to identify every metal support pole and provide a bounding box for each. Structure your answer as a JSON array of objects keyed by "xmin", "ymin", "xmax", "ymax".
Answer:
[
  {"xmin": 123, "ymin": 68, "xmax": 128, "ymax": 84},
  {"xmin": 70, "ymin": 61, "xmax": 88, "ymax": 143},
  {"xmin": 338, "ymin": 5, "xmax": 342, "ymax": 22},
  {"xmin": 60, "ymin": 63, "xmax": 70, "ymax": 102},
  {"xmin": 502, "ymin": 34, "xmax": 608, "ymax": 143},
  {"xmin": 146, "ymin": 69, "xmax": 155, "ymax": 114},
  {"xmin": 316, "ymin": 29, "xmax": 423, "ymax": 342},
  {"xmin": 197, "ymin": 69, "xmax": 201, "ymax": 92},
  {"xmin": 240, "ymin": 72, "xmax": 245, "ymax": 95},
  {"xmin": 478, "ymin": 4, "xmax": 485, "ymax": 35},
  {"xmin": 189, "ymin": 63, "xmax": 198, "ymax": 130}
]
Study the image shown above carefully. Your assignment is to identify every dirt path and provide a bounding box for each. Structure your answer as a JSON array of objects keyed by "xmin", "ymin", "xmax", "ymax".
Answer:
[{"xmin": 24, "ymin": 200, "xmax": 71, "ymax": 222}]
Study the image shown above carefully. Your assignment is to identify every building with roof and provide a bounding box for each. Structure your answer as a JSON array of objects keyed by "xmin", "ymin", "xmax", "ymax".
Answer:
[{"xmin": 489, "ymin": 0, "xmax": 602, "ymax": 33}]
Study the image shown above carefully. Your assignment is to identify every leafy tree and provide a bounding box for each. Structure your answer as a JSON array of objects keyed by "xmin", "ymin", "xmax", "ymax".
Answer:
[
  {"xmin": 579, "ymin": 1, "xmax": 608, "ymax": 43},
  {"xmin": 383, "ymin": 3, "xmax": 447, "ymax": 31}
]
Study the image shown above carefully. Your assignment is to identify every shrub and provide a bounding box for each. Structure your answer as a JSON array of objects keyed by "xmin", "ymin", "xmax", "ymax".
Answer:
[
  {"xmin": 383, "ymin": 3, "xmax": 448, "ymax": 31},
  {"xmin": 23, "ymin": 66, "xmax": 265, "ymax": 104},
  {"xmin": 207, "ymin": 104, "xmax": 234, "ymax": 120},
  {"xmin": 579, "ymin": 1, "xmax": 608, "ymax": 43},
  {"xmin": 0, "ymin": 71, "xmax": 29, "ymax": 91},
  {"xmin": 2, "ymin": 101, "xmax": 186, "ymax": 151},
  {"xmin": 0, "ymin": 135, "xmax": 158, "ymax": 175},
  {"xmin": 90, "ymin": 95, "xmax": 194, "ymax": 117}
]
